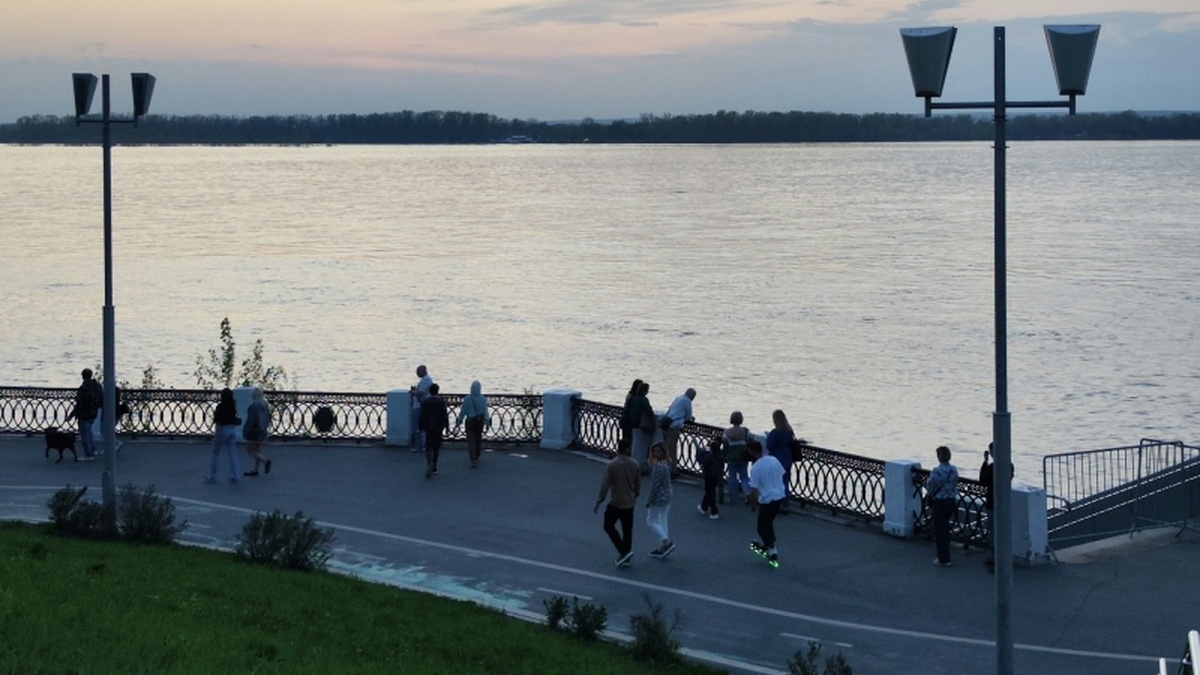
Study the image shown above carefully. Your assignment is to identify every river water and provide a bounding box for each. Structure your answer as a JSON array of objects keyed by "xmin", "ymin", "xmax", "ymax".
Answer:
[{"xmin": 2, "ymin": 141, "xmax": 1198, "ymax": 479}]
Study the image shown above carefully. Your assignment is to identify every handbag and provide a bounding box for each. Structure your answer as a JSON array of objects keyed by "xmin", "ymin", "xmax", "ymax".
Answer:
[
  {"xmin": 640, "ymin": 411, "xmax": 657, "ymax": 432},
  {"xmin": 657, "ymin": 415, "xmax": 673, "ymax": 430}
]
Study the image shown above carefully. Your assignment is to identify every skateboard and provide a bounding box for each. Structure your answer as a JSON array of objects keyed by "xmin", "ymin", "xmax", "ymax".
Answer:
[{"xmin": 749, "ymin": 541, "xmax": 780, "ymax": 568}]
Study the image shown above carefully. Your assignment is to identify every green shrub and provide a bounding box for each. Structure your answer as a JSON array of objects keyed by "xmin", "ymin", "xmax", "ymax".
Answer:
[
  {"xmin": 788, "ymin": 642, "xmax": 853, "ymax": 675},
  {"xmin": 565, "ymin": 596, "xmax": 608, "ymax": 642},
  {"xmin": 46, "ymin": 485, "xmax": 110, "ymax": 539},
  {"xmin": 235, "ymin": 510, "xmax": 335, "ymax": 571},
  {"xmin": 629, "ymin": 593, "xmax": 682, "ymax": 664},
  {"xmin": 116, "ymin": 483, "xmax": 187, "ymax": 544},
  {"xmin": 544, "ymin": 595, "xmax": 570, "ymax": 631}
]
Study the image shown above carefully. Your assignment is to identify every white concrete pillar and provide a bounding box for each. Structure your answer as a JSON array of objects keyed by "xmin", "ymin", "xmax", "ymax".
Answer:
[
  {"xmin": 1011, "ymin": 484, "xmax": 1050, "ymax": 566},
  {"xmin": 386, "ymin": 388, "xmax": 413, "ymax": 447},
  {"xmin": 541, "ymin": 389, "xmax": 582, "ymax": 450},
  {"xmin": 233, "ymin": 386, "xmax": 254, "ymax": 442},
  {"xmin": 883, "ymin": 459, "xmax": 923, "ymax": 537}
]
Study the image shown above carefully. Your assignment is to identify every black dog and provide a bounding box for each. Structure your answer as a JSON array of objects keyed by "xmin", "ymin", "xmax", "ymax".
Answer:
[{"xmin": 44, "ymin": 426, "xmax": 77, "ymax": 463}]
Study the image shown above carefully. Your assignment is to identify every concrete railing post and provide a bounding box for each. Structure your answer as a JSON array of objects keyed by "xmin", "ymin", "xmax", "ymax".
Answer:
[
  {"xmin": 541, "ymin": 389, "xmax": 582, "ymax": 450},
  {"xmin": 386, "ymin": 388, "xmax": 414, "ymax": 447},
  {"xmin": 884, "ymin": 459, "xmax": 923, "ymax": 537},
  {"xmin": 1011, "ymin": 484, "xmax": 1050, "ymax": 566}
]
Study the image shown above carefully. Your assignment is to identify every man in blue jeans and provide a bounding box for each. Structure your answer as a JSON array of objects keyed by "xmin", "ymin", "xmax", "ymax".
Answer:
[
  {"xmin": 70, "ymin": 368, "xmax": 103, "ymax": 461},
  {"xmin": 409, "ymin": 364, "xmax": 433, "ymax": 452}
]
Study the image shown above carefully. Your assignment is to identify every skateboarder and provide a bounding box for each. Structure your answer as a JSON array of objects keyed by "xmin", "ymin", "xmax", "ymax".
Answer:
[{"xmin": 747, "ymin": 439, "xmax": 785, "ymax": 567}]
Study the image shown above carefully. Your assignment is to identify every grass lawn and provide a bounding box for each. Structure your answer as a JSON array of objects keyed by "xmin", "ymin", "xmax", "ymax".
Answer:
[{"xmin": 0, "ymin": 522, "xmax": 722, "ymax": 674}]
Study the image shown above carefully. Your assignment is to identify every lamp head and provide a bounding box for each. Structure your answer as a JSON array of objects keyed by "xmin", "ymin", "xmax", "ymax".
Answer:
[
  {"xmin": 131, "ymin": 73, "xmax": 156, "ymax": 117},
  {"xmin": 72, "ymin": 73, "xmax": 98, "ymax": 120},
  {"xmin": 1044, "ymin": 25, "xmax": 1100, "ymax": 96},
  {"xmin": 900, "ymin": 27, "xmax": 957, "ymax": 98}
]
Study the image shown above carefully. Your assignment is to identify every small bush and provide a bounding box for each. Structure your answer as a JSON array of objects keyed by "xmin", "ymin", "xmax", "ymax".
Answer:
[
  {"xmin": 46, "ymin": 486, "xmax": 110, "ymax": 539},
  {"xmin": 565, "ymin": 596, "xmax": 608, "ymax": 642},
  {"xmin": 544, "ymin": 595, "xmax": 570, "ymax": 631},
  {"xmin": 117, "ymin": 483, "xmax": 187, "ymax": 544},
  {"xmin": 788, "ymin": 642, "xmax": 853, "ymax": 675},
  {"xmin": 629, "ymin": 593, "xmax": 682, "ymax": 664},
  {"xmin": 236, "ymin": 510, "xmax": 335, "ymax": 572}
]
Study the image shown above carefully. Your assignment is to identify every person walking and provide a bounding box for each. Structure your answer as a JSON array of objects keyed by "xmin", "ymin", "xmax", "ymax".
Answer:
[
  {"xmin": 410, "ymin": 365, "xmax": 434, "ymax": 453},
  {"xmin": 764, "ymin": 409, "xmax": 796, "ymax": 513},
  {"xmin": 594, "ymin": 436, "xmax": 641, "ymax": 567},
  {"xmin": 927, "ymin": 445, "xmax": 960, "ymax": 567},
  {"xmin": 420, "ymin": 383, "xmax": 450, "ymax": 479},
  {"xmin": 645, "ymin": 443, "xmax": 675, "ymax": 558},
  {"xmin": 625, "ymin": 381, "xmax": 655, "ymax": 471},
  {"xmin": 618, "ymin": 378, "xmax": 643, "ymax": 445},
  {"xmin": 722, "ymin": 411, "xmax": 752, "ymax": 502},
  {"xmin": 457, "ymin": 380, "xmax": 491, "ymax": 468},
  {"xmin": 241, "ymin": 386, "xmax": 272, "ymax": 477},
  {"xmin": 696, "ymin": 436, "xmax": 724, "ymax": 519},
  {"xmin": 207, "ymin": 387, "xmax": 242, "ymax": 484},
  {"xmin": 662, "ymin": 388, "xmax": 696, "ymax": 477},
  {"xmin": 69, "ymin": 368, "xmax": 104, "ymax": 461},
  {"xmin": 747, "ymin": 439, "xmax": 785, "ymax": 567}
]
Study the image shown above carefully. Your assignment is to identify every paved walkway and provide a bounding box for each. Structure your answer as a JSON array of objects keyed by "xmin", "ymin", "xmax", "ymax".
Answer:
[{"xmin": 2, "ymin": 435, "xmax": 1197, "ymax": 674}]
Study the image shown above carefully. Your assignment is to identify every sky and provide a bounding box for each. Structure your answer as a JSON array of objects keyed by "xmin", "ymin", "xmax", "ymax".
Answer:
[{"xmin": 1, "ymin": 1, "xmax": 1198, "ymax": 123}]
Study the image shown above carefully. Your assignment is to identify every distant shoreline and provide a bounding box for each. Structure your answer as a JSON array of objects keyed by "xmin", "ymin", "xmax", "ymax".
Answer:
[{"xmin": 3, "ymin": 109, "xmax": 1200, "ymax": 144}]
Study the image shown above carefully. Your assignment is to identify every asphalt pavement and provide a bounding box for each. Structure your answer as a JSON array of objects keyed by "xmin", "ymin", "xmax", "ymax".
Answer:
[{"xmin": 2, "ymin": 435, "xmax": 1197, "ymax": 674}]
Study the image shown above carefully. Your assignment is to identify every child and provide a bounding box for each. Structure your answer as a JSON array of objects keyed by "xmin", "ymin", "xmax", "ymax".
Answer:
[{"xmin": 697, "ymin": 436, "xmax": 724, "ymax": 519}]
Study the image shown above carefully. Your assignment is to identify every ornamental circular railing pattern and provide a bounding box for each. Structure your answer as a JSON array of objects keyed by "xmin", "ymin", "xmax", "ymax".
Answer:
[
  {"xmin": 0, "ymin": 386, "xmax": 541, "ymax": 443},
  {"xmin": 911, "ymin": 467, "xmax": 989, "ymax": 547},
  {"xmin": 793, "ymin": 443, "xmax": 886, "ymax": 522}
]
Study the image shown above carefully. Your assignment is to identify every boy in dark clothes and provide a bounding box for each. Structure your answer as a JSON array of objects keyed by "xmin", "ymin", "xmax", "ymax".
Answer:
[{"xmin": 420, "ymin": 383, "xmax": 450, "ymax": 479}]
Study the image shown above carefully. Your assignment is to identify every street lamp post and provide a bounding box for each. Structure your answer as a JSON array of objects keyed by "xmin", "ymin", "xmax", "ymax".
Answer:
[
  {"xmin": 899, "ymin": 25, "xmax": 1099, "ymax": 675},
  {"xmin": 72, "ymin": 72, "xmax": 155, "ymax": 527}
]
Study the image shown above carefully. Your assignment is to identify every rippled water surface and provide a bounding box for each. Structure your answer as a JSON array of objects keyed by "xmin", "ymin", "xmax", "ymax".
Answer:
[{"xmin": 3, "ymin": 141, "xmax": 1199, "ymax": 477}]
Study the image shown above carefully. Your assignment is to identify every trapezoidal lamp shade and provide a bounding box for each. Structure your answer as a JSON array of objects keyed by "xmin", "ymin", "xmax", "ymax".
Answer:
[
  {"xmin": 131, "ymin": 73, "xmax": 156, "ymax": 117},
  {"xmin": 1044, "ymin": 25, "xmax": 1100, "ymax": 96},
  {"xmin": 72, "ymin": 72, "xmax": 98, "ymax": 118},
  {"xmin": 900, "ymin": 26, "xmax": 957, "ymax": 98}
]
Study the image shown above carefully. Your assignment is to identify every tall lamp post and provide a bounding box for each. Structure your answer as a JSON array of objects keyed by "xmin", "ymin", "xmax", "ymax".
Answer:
[
  {"xmin": 72, "ymin": 72, "xmax": 156, "ymax": 526},
  {"xmin": 898, "ymin": 25, "xmax": 1099, "ymax": 675}
]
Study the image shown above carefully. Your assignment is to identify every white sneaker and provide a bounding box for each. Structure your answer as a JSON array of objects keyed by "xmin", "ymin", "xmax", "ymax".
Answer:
[
  {"xmin": 709, "ymin": 513, "xmax": 720, "ymax": 520},
  {"xmin": 697, "ymin": 505, "xmax": 707, "ymax": 515}
]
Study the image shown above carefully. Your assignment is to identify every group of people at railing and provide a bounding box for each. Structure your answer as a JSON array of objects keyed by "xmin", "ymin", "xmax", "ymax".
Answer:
[{"xmin": 611, "ymin": 376, "xmax": 1005, "ymax": 569}]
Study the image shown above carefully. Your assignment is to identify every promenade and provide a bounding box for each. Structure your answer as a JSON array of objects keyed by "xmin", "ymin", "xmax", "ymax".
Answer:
[{"xmin": 2, "ymin": 435, "xmax": 1196, "ymax": 674}]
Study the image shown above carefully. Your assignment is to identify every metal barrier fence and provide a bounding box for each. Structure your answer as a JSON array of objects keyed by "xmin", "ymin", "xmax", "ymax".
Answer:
[
  {"xmin": 0, "ymin": 386, "xmax": 542, "ymax": 444},
  {"xmin": 1042, "ymin": 438, "xmax": 1200, "ymax": 545},
  {"xmin": 572, "ymin": 398, "xmax": 888, "ymax": 523},
  {"xmin": 911, "ymin": 467, "xmax": 989, "ymax": 548}
]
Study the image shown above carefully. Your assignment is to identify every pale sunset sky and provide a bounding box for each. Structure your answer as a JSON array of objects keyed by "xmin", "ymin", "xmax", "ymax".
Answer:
[{"xmin": 1, "ymin": 0, "xmax": 1197, "ymax": 122}]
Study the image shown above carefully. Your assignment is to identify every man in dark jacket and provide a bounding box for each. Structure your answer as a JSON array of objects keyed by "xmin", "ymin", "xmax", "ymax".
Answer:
[
  {"xmin": 70, "ymin": 368, "xmax": 104, "ymax": 460},
  {"xmin": 420, "ymin": 383, "xmax": 450, "ymax": 479}
]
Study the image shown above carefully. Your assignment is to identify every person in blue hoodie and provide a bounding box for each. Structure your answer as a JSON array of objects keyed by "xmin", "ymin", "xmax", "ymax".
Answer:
[{"xmin": 457, "ymin": 380, "xmax": 491, "ymax": 468}]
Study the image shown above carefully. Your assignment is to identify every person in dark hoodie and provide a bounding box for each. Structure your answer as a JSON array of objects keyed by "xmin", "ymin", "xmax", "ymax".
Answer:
[
  {"xmin": 206, "ymin": 387, "xmax": 242, "ymax": 484},
  {"xmin": 420, "ymin": 383, "xmax": 450, "ymax": 479}
]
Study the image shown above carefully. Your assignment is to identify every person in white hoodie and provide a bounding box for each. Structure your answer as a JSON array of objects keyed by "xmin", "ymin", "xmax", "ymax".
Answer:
[{"xmin": 457, "ymin": 380, "xmax": 491, "ymax": 468}]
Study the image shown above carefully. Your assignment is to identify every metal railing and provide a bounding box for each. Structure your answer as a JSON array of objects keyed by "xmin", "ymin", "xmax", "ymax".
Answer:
[
  {"xmin": 572, "ymin": 398, "xmax": 888, "ymax": 522},
  {"xmin": 911, "ymin": 468, "xmax": 990, "ymax": 548},
  {"xmin": 1159, "ymin": 630, "xmax": 1200, "ymax": 675},
  {"xmin": 1043, "ymin": 439, "xmax": 1200, "ymax": 545},
  {"xmin": 0, "ymin": 386, "xmax": 542, "ymax": 443}
]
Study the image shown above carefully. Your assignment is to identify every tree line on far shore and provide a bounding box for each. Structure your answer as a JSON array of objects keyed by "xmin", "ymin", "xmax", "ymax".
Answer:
[{"xmin": 2, "ymin": 109, "xmax": 1199, "ymax": 145}]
